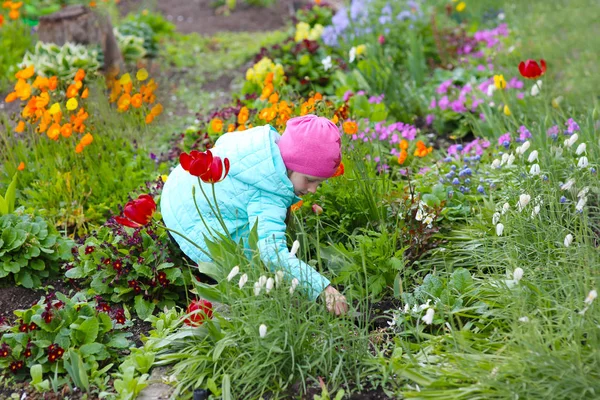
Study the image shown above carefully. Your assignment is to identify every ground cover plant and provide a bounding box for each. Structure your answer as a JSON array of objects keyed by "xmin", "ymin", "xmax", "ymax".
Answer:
[{"xmin": 0, "ymin": 0, "xmax": 598, "ymax": 398}]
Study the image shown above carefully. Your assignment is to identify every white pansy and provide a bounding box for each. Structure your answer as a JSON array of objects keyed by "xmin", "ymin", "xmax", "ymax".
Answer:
[
  {"xmin": 577, "ymin": 156, "xmax": 589, "ymax": 168},
  {"xmin": 415, "ymin": 208, "xmax": 424, "ymax": 221},
  {"xmin": 496, "ymin": 223, "xmax": 504, "ymax": 236},
  {"xmin": 560, "ymin": 179, "xmax": 575, "ymax": 190},
  {"xmin": 322, "ymin": 56, "xmax": 333, "ymax": 71},
  {"xmin": 265, "ymin": 277, "xmax": 274, "ymax": 293},
  {"xmin": 492, "ymin": 212, "xmax": 501, "ymax": 225},
  {"xmin": 528, "ymin": 150, "xmax": 539, "ymax": 163},
  {"xmin": 421, "ymin": 308, "xmax": 435, "ymax": 325},
  {"xmin": 575, "ymin": 143, "xmax": 587, "ymax": 155},
  {"xmin": 259, "ymin": 324, "xmax": 267, "ymax": 338},
  {"xmin": 529, "ymin": 164, "xmax": 541, "ymax": 175},
  {"xmin": 423, "ymin": 215, "xmax": 434, "ymax": 225},
  {"xmin": 275, "ymin": 270, "xmax": 284, "ymax": 288},
  {"xmin": 530, "ymin": 80, "xmax": 542, "ymax": 96},
  {"xmin": 564, "ymin": 233, "xmax": 573, "ymax": 247},
  {"xmin": 585, "ymin": 290, "xmax": 598, "ymax": 305},
  {"xmin": 238, "ymin": 273, "xmax": 248, "ymax": 289},
  {"xmin": 289, "ymin": 240, "xmax": 300, "ymax": 258},
  {"xmin": 289, "ymin": 278, "xmax": 299, "ymax": 294},
  {"xmin": 513, "ymin": 267, "xmax": 524, "ymax": 282},
  {"xmin": 226, "ymin": 266, "xmax": 240, "ymax": 282},
  {"xmin": 492, "ymin": 159, "xmax": 501, "ymax": 168}
]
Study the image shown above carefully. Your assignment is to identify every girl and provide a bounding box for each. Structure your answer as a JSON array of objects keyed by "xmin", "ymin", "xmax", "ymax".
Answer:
[{"xmin": 161, "ymin": 114, "xmax": 348, "ymax": 315}]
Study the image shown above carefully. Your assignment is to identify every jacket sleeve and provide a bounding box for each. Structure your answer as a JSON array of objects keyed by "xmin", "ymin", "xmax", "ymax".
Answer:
[{"xmin": 247, "ymin": 192, "xmax": 330, "ymax": 301}]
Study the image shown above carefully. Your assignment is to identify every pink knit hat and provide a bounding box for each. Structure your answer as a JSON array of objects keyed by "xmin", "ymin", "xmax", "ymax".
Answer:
[{"xmin": 277, "ymin": 115, "xmax": 342, "ymax": 178}]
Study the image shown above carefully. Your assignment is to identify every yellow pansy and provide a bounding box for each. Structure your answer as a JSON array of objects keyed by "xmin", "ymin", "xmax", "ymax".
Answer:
[
  {"xmin": 48, "ymin": 103, "xmax": 61, "ymax": 115},
  {"xmin": 456, "ymin": 2, "xmax": 466, "ymax": 12},
  {"xmin": 66, "ymin": 98, "xmax": 78, "ymax": 111},
  {"xmin": 136, "ymin": 68, "xmax": 149, "ymax": 81},
  {"xmin": 119, "ymin": 73, "xmax": 132, "ymax": 85}
]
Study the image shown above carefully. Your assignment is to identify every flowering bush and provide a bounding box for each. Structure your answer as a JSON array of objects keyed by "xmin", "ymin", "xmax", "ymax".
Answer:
[
  {"xmin": 0, "ymin": 292, "xmax": 133, "ymax": 389},
  {"xmin": 106, "ymin": 68, "xmax": 163, "ymax": 124},
  {"xmin": 65, "ymin": 215, "xmax": 193, "ymax": 319}
]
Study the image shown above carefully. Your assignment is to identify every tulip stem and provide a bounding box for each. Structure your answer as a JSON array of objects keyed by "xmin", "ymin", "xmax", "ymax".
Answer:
[
  {"xmin": 154, "ymin": 222, "xmax": 213, "ymax": 260},
  {"xmin": 197, "ymin": 178, "xmax": 231, "ymax": 239}
]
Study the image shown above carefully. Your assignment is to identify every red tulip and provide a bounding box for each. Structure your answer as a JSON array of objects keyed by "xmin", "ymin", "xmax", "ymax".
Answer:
[
  {"xmin": 180, "ymin": 150, "xmax": 213, "ymax": 177},
  {"xmin": 518, "ymin": 59, "xmax": 547, "ymax": 79},
  {"xmin": 200, "ymin": 156, "xmax": 230, "ymax": 184},
  {"xmin": 184, "ymin": 299, "xmax": 213, "ymax": 326},
  {"xmin": 115, "ymin": 194, "xmax": 157, "ymax": 228},
  {"xmin": 331, "ymin": 161, "xmax": 345, "ymax": 178}
]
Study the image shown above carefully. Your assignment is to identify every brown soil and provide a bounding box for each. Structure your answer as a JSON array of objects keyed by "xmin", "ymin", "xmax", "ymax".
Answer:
[{"xmin": 119, "ymin": 0, "xmax": 303, "ymax": 36}]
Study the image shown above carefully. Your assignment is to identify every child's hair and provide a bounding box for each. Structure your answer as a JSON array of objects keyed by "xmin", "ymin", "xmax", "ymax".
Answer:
[{"xmin": 278, "ymin": 115, "xmax": 342, "ymax": 178}]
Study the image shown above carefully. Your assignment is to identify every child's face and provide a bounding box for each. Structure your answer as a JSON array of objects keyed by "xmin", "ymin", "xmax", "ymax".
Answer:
[{"xmin": 288, "ymin": 171, "xmax": 326, "ymax": 197}]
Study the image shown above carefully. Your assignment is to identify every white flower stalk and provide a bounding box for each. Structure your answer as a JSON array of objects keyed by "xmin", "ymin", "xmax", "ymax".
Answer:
[
  {"xmin": 531, "ymin": 205, "xmax": 540, "ymax": 217},
  {"xmin": 513, "ymin": 267, "xmax": 524, "ymax": 282},
  {"xmin": 564, "ymin": 134, "xmax": 578, "ymax": 148},
  {"xmin": 289, "ymin": 240, "xmax": 300, "ymax": 258},
  {"xmin": 575, "ymin": 197, "xmax": 587, "ymax": 212},
  {"xmin": 259, "ymin": 324, "xmax": 267, "ymax": 338},
  {"xmin": 564, "ymin": 233, "xmax": 573, "ymax": 247},
  {"xmin": 516, "ymin": 141, "xmax": 531, "ymax": 156},
  {"xmin": 553, "ymin": 146, "xmax": 563, "ymax": 157},
  {"xmin": 517, "ymin": 194, "xmax": 531, "ymax": 211},
  {"xmin": 577, "ymin": 187, "xmax": 589, "ymax": 198},
  {"xmin": 238, "ymin": 273, "xmax": 248, "ymax": 289},
  {"xmin": 322, "ymin": 56, "xmax": 332, "ymax": 71},
  {"xmin": 575, "ymin": 143, "xmax": 587, "ymax": 155},
  {"xmin": 226, "ymin": 266, "xmax": 240, "ymax": 282},
  {"xmin": 289, "ymin": 278, "xmax": 299, "ymax": 294},
  {"xmin": 492, "ymin": 159, "xmax": 501, "ymax": 169},
  {"xmin": 258, "ymin": 275, "xmax": 267, "ymax": 288},
  {"xmin": 530, "ymin": 80, "xmax": 542, "ymax": 96},
  {"xmin": 492, "ymin": 212, "xmax": 501, "ymax": 225},
  {"xmin": 584, "ymin": 289, "xmax": 598, "ymax": 305},
  {"xmin": 421, "ymin": 308, "xmax": 435, "ymax": 325},
  {"xmin": 265, "ymin": 277, "xmax": 274, "ymax": 293},
  {"xmin": 253, "ymin": 281, "xmax": 262, "ymax": 296},
  {"xmin": 349, "ymin": 47, "xmax": 357, "ymax": 63},
  {"xmin": 501, "ymin": 153, "xmax": 510, "ymax": 165},
  {"xmin": 527, "ymin": 150, "xmax": 539, "ymax": 163},
  {"xmin": 275, "ymin": 270, "xmax": 284, "ymax": 288},
  {"xmin": 560, "ymin": 179, "xmax": 575, "ymax": 191},
  {"xmin": 518, "ymin": 316, "xmax": 530, "ymax": 322},
  {"xmin": 496, "ymin": 223, "xmax": 504, "ymax": 236},
  {"xmin": 577, "ymin": 156, "xmax": 589, "ymax": 169},
  {"xmin": 506, "ymin": 154, "xmax": 516, "ymax": 166},
  {"xmin": 502, "ymin": 202, "xmax": 510, "ymax": 214},
  {"xmin": 529, "ymin": 164, "xmax": 540, "ymax": 175}
]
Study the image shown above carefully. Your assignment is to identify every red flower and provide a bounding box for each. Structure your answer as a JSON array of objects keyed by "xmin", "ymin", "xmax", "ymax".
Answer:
[
  {"xmin": 331, "ymin": 161, "xmax": 345, "ymax": 178},
  {"xmin": 18, "ymin": 321, "xmax": 28, "ymax": 332},
  {"xmin": 115, "ymin": 194, "xmax": 157, "ymax": 228},
  {"xmin": 113, "ymin": 309, "xmax": 126, "ymax": 324},
  {"xmin": 85, "ymin": 245, "xmax": 95, "ymax": 254},
  {"xmin": 9, "ymin": 361, "xmax": 24, "ymax": 373},
  {"xmin": 42, "ymin": 310, "xmax": 53, "ymax": 324},
  {"xmin": 183, "ymin": 299, "xmax": 213, "ymax": 326},
  {"xmin": 47, "ymin": 344, "xmax": 64, "ymax": 362},
  {"xmin": 199, "ymin": 155, "xmax": 230, "ymax": 184},
  {"xmin": 518, "ymin": 59, "xmax": 547, "ymax": 79},
  {"xmin": 0, "ymin": 343, "xmax": 11, "ymax": 358},
  {"xmin": 180, "ymin": 150, "xmax": 213, "ymax": 177}
]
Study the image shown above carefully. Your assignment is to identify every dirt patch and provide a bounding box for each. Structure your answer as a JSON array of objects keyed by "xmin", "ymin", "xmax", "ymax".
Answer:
[{"xmin": 119, "ymin": 0, "xmax": 304, "ymax": 36}]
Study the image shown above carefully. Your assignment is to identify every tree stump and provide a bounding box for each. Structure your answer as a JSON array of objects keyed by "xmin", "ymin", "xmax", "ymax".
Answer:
[{"xmin": 36, "ymin": 5, "xmax": 124, "ymax": 75}]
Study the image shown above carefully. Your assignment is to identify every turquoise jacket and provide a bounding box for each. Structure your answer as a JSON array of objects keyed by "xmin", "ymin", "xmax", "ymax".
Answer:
[{"xmin": 160, "ymin": 125, "xmax": 330, "ymax": 300}]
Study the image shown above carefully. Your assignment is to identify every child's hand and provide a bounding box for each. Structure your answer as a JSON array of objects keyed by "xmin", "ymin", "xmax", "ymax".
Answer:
[{"xmin": 323, "ymin": 285, "xmax": 348, "ymax": 316}]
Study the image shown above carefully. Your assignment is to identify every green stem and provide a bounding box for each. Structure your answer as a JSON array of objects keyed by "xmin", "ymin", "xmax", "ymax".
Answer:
[
  {"xmin": 153, "ymin": 221, "xmax": 212, "ymax": 260},
  {"xmin": 197, "ymin": 178, "xmax": 231, "ymax": 238}
]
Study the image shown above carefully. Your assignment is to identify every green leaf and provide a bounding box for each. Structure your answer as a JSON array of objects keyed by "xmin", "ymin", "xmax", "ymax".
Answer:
[
  {"xmin": 0, "ymin": 172, "xmax": 18, "ymax": 215},
  {"xmin": 65, "ymin": 267, "xmax": 85, "ymax": 279},
  {"xmin": 422, "ymin": 193, "xmax": 441, "ymax": 208},
  {"xmin": 78, "ymin": 317, "xmax": 99, "ymax": 344},
  {"xmin": 450, "ymin": 268, "xmax": 473, "ymax": 293},
  {"xmin": 222, "ymin": 374, "xmax": 232, "ymax": 400},
  {"xmin": 79, "ymin": 343, "xmax": 105, "ymax": 357},
  {"xmin": 134, "ymin": 295, "xmax": 155, "ymax": 320},
  {"xmin": 106, "ymin": 333, "xmax": 132, "ymax": 349},
  {"xmin": 16, "ymin": 270, "xmax": 34, "ymax": 288}
]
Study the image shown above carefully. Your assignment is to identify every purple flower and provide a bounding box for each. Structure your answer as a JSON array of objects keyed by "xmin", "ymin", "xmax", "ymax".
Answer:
[
  {"xmin": 438, "ymin": 96, "xmax": 450, "ymax": 110},
  {"xmin": 343, "ymin": 90, "xmax": 354, "ymax": 102},
  {"xmin": 498, "ymin": 133, "xmax": 511, "ymax": 148},
  {"xmin": 451, "ymin": 99, "xmax": 467, "ymax": 113},
  {"xmin": 565, "ymin": 118, "xmax": 580, "ymax": 135},
  {"xmin": 518, "ymin": 125, "xmax": 532, "ymax": 142},
  {"xmin": 471, "ymin": 98, "xmax": 484, "ymax": 111},
  {"xmin": 436, "ymin": 80, "xmax": 453, "ymax": 94},
  {"xmin": 547, "ymin": 125, "xmax": 559, "ymax": 140},
  {"xmin": 426, "ymin": 114, "xmax": 435, "ymax": 126},
  {"xmin": 429, "ymin": 97, "xmax": 437, "ymax": 109},
  {"xmin": 508, "ymin": 77, "xmax": 524, "ymax": 89}
]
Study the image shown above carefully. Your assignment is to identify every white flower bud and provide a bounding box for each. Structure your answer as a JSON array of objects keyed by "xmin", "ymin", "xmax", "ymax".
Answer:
[
  {"xmin": 575, "ymin": 143, "xmax": 587, "ymax": 155},
  {"xmin": 564, "ymin": 233, "xmax": 573, "ymax": 247},
  {"xmin": 496, "ymin": 223, "xmax": 504, "ymax": 236},
  {"xmin": 577, "ymin": 156, "xmax": 588, "ymax": 169},
  {"xmin": 289, "ymin": 240, "xmax": 300, "ymax": 258},
  {"xmin": 529, "ymin": 164, "xmax": 540, "ymax": 175},
  {"xmin": 492, "ymin": 159, "xmax": 501, "ymax": 168},
  {"xmin": 238, "ymin": 274, "xmax": 248, "ymax": 289},
  {"xmin": 265, "ymin": 277, "xmax": 274, "ymax": 293},
  {"xmin": 259, "ymin": 324, "xmax": 267, "ymax": 338},
  {"xmin": 492, "ymin": 212, "xmax": 501, "ymax": 225},
  {"xmin": 289, "ymin": 278, "xmax": 299, "ymax": 294},
  {"xmin": 275, "ymin": 270, "xmax": 284, "ymax": 288},
  {"xmin": 513, "ymin": 267, "xmax": 524, "ymax": 282},
  {"xmin": 421, "ymin": 308, "xmax": 435, "ymax": 325},
  {"xmin": 528, "ymin": 150, "xmax": 538, "ymax": 163},
  {"xmin": 585, "ymin": 289, "xmax": 597, "ymax": 305},
  {"xmin": 560, "ymin": 179, "xmax": 575, "ymax": 190},
  {"xmin": 226, "ymin": 266, "xmax": 239, "ymax": 282}
]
